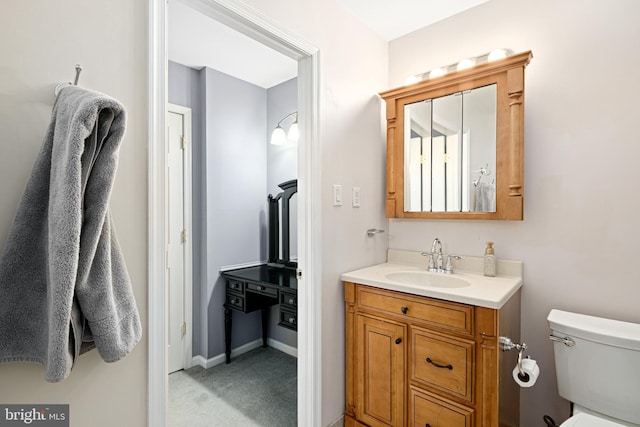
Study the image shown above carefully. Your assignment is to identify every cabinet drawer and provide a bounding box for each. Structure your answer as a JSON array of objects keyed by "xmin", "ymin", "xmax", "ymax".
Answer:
[
  {"xmin": 246, "ymin": 282, "xmax": 278, "ymax": 297},
  {"xmin": 411, "ymin": 327, "xmax": 474, "ymax": 402},
  {"xmin": 280, "ymin": 291, "xmax": 297, "ymax": 308},
  {"xmin": 226, "ymin": 279, "xmax": 244, "ymax": 293},
  {"xmin": 357, "ymin": 286, "xmax": 472, "ymax": 335},
  {"xmin": 410, "ymin": 387, "xmax": 473, "ymax": 427},
  {"xmin": 225, "ymin": 294, "xmax": 244, "ymax": 311},
  {"xmin": 278, "ymin": 309, "xmax": 297, "ymax": 330}
]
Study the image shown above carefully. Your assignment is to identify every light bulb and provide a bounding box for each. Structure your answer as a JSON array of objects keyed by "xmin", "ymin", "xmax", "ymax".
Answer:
[
  {"xmin": 428, "ymin": 68, "xmax": 446, "ymax": 79},
  {"xmin": 287, "ymin": 121, "xmax": 299, "ymax": 142},
  {"xmin": 405, "ymin": 75, "xmax": 420, "ymax": 85},
  {"xmin": 271, "ymin": 126, "xmax": 287, "ymax": 145},
  {"xmin": 488, "ymin": 49, "xmax": 508, "ymax": 62},
  {"xmin": 457, "ymin": 58, "xmax": 475, "ymax": 71}
]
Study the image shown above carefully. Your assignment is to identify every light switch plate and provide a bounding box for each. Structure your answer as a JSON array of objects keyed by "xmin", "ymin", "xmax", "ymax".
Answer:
[
  {"xmin": 333, "ymin": 184, "xmax": 342, "ymax": 206},
  {"xmin": 352, "ymin": 187, "xmax": 361, "ymax": 207}
]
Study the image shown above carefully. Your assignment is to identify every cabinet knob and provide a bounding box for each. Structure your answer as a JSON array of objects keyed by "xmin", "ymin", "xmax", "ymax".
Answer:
[
  {"xmin": 395, "ymin": 338, "xmax": 402, "ymax": 345},
  {"xmin": 426, "ymin": 424, "xmax": 431, "ymax": 427},
  {"xmin": 401, "ymin": 306, "xmax": 408, "ymax": 314},
  {"xmin": 288, "ymin": 298, "xmax": 295, "ymax": 304}
]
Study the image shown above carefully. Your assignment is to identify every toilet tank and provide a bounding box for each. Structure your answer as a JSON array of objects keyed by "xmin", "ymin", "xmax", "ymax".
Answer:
[{"xmin": 548, "ymin": 309, "xmax": 640, "ymax": 425}]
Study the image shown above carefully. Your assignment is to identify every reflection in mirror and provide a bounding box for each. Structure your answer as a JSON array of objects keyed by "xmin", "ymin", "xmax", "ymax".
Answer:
[
  {"xmin": 268, "ymin": 179, "xmax": 297, "ymax": 268},
  {"xmin": 404, "ymin": 84, "xmax": 496, "ymax": 213}
]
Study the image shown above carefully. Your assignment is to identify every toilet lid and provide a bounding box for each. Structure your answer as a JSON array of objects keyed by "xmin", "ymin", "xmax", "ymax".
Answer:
[{"xmin": 560, "ymin": 413, "xmax": 628, "ymax": 427}]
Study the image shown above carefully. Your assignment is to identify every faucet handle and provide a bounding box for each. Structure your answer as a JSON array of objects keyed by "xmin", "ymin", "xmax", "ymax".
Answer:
[
  {"xmin": 444, "ymin": 255, "xmax": 462, "ymax": 274},
  {"xmin": 421, "ymin": 252, "xmax": 437, "ymax": 272}
]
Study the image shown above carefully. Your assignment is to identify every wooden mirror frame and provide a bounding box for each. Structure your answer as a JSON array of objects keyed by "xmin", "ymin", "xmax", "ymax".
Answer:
[{"xmin": 380, "ymin": 50, "xmax": 532, "ymax": 220}]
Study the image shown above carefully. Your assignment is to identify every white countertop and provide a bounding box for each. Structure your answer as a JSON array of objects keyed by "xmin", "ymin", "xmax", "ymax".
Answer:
[{"xmin": 340, "ymin": 249, "xmax": 523, "ymax": 309}]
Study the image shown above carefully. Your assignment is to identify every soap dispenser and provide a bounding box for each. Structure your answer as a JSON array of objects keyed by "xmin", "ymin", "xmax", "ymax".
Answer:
[{"xmin": 484, "ymin": 242, "xmax": 496, "ymax": 277}]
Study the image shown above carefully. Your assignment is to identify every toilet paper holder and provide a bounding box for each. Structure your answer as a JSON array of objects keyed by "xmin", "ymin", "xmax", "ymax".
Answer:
[{"xmin": 499, "ymin": 336, "xmax": 529, "ymax": 380}]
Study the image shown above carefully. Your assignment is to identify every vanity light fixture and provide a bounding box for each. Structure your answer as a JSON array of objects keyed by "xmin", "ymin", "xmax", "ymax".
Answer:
[
  {"xmin": 270, "ymin": 112, "xmax": 298, "ymax": 145},
  {"xmin": 404, "ymin": 48, "xmax": 513, "ymax": 85}
]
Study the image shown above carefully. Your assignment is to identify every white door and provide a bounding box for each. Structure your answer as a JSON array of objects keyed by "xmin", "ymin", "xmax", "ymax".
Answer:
[{"xmin": 167, "ymin": 105, "xmax": 192, "ymax": 374}]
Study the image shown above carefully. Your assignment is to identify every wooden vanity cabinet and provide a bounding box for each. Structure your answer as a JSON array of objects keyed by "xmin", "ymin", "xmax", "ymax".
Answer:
[{"xmin": 344, "ymin": 282, "xmax": 521, "ymax": 427}]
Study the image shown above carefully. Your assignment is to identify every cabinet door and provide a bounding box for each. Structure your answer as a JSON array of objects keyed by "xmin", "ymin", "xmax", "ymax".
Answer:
[
  {"xmin": 410, "ymin": 387, "xmax": 473, "ymax": 427},
  {"xmin": 356, "ymin": 314, "xmax": 406, "ymax": 427}
]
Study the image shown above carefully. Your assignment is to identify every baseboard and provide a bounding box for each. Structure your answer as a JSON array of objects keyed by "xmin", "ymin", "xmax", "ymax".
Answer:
[
  {"xmin": 328, "ymin": 414, "xmax": 345, "ymax": 427},
  {"xmin": 192, "ymin": 338, "xmax": 297, "ymax": 369},
  {"xmin": 267, "ymin": 337, "xmax": 298, "ymax": 358}
]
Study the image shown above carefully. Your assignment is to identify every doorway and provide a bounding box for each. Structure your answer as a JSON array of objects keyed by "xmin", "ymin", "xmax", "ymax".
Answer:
[{"xmin": 148, "ymin": 0, "xmax": 322, "ymax": 426}]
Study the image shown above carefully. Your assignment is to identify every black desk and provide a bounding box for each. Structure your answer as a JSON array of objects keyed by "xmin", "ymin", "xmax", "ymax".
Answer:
[{"xmin": 221, "ymin": 264, "xmax": 298, "ymax": 363}]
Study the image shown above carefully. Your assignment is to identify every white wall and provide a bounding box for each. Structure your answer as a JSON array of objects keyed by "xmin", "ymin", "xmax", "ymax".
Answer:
[
  {"xmin": 0, "ymin": 1, "xmax": 148, "ymax": 426},
  {"xmin": 388, "ymin": 0, "xmax": 640, "ymax": 425}
]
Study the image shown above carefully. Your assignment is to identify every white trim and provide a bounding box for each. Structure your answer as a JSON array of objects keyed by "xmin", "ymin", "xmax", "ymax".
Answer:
[
  {"xmin": 296, "ymin": 49, "xmax": 323, "ymax": 427},
  {"xmin": 168, "ymin": 103, "xmax": 194, "ymax": 371},
  {"xmin": 148, "ymin": 0, "xmax": 167, "ymax": 425},
  {"xmin": 190, "ymin": 338, "xmax": 298, "ymax": 370},
  {"xmin": 150, "ymin": 1, "xmax": 321, "ymax": 426},
  {"xmin": 267, "ymin": 337, "xmax": 298, "ymax": 358}
]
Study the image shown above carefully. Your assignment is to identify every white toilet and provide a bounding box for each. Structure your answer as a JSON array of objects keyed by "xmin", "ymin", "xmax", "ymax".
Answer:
[{"xmin": 548, "ymin": 309, "xmax": 640, "ymax": 427}]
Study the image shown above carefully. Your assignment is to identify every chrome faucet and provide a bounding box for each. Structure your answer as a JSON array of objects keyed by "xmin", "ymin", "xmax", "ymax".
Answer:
[
  {"xmin": 421, "ymin": 238, "xmax": 442, "ymax": 272},
  {"xmin": 421, "ymin": 238, "xmax": 460, "ymax": 274}
]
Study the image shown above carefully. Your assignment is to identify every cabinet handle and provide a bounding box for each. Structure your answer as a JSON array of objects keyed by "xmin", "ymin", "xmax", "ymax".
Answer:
[
  {"xmin": 426, "ymin": 357, "xmax": 453, "ymax": 370},
  {"xmin": 395, "ymin": 338, "xmax": 402, "ymax": 345},
  {"xmin": 401, "ymin": 306, "xmax": 408, "ymax": 314}
]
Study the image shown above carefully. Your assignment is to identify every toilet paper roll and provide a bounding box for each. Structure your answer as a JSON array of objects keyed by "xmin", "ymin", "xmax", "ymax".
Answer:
[{"xmin": 512, "ymin": 358, "xmax": 540, "ymax": 387}]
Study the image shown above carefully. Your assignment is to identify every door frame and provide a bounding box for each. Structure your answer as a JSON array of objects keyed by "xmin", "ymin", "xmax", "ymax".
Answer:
[
  {"xmin": 148, "ymin": 1, "xmax": 322, "ymax": 426},
  {"xmin": 167, "ymin": 103, "xmax": 193, "ymax": 372}
]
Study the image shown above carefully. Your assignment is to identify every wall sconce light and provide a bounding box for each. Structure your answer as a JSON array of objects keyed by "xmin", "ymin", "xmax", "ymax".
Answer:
[
  {"xmin": 404, "ymin": 48, "xmax": 513, "ymax": 85},
  {"xmin": 271, "ymin": 112, "xmax": 298, "ymax": 145}
]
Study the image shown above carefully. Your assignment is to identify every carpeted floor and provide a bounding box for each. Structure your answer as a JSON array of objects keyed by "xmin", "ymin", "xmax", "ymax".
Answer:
[{"xmin": 168, "ymin": 347, "xmax": 297, "ymax": 427}]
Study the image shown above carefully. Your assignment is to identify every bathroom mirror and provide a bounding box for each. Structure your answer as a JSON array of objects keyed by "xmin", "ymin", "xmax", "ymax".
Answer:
[
  {"xmin": 381, "ymin": 50, "xmax": 532, "ymax": 220},
  {"xmin": 405, "ymin": 84, "xmax": 496, "ymax": 213}
]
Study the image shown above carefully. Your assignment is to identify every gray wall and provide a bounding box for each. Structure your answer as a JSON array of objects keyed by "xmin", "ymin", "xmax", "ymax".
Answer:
[
  {"xmin": 168, "ymin": 64, "xmax": 300, "ymax": 358},
  {"xmin": 204, "ymin": 67, "xmax": 268, "ymax": 358}
]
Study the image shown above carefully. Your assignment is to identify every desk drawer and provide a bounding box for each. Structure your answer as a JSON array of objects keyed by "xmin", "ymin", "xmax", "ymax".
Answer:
[
  {"xmin": 280, "ymin": 291, "xmax": 297, "ymax": 309},
  {"xmin": 411, "ymin": 327, "xmax": 474, "ymax": 401},
  {"xmin": 225, "ymin": 294, "xmax": 244, "ymax": 311},
  {"xmin": 356, "ymin": 286, "xmax": 472, "ymax": 335},
  {"xmin": 246, "ymin": 282, "xmax": 278, "ymax": 297},
  {"xmin": 226, "ymin": 279, "xmax": 244, "ymax": 293},
  {"xmin": 279, "ymin": 309, "xmax": 297, "ymax": 330}
]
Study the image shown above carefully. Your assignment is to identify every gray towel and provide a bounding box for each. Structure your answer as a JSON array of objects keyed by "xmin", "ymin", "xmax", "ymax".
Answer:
[
  {"xmin": 474, "ymin": 182, "xmax": 496, "ymax": 212},
  {"xmin": 0, "ymin": 86, "xmax": 141, "ymax": 382}
]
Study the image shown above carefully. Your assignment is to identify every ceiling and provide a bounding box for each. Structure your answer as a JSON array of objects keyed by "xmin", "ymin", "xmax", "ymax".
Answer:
[{"xmin": 168, "ymin": 0, "xmax": 488, "ymax": 89}]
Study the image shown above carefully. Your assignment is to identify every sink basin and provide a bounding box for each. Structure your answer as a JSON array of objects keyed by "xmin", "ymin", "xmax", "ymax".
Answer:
[{"xmin": 385, "ymin": 271, "xmax": 471, "ymax": 288}]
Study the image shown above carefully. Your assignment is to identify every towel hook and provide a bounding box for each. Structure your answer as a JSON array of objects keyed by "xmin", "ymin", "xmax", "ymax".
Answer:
[
  {"xmin": 54, "ymin": 64, "xmax": 83, "ymax": 97},
  {"xmin": 73, "ymin": 64, "xmax": 82, "ymax": 85}
]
